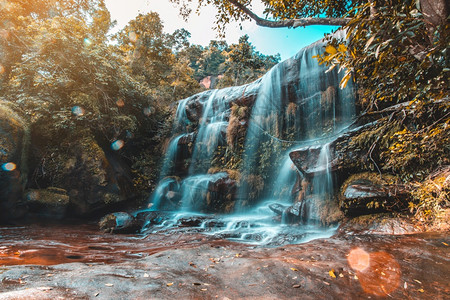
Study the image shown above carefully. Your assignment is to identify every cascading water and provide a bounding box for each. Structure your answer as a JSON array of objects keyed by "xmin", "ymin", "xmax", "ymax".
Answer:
[
  {"xmin": 189, "ymin": 89, "xmax": 228, "ymax": 175},
  {"xmin": 145, "ymin": 32, "xmax": 356, "ymax": 245}
]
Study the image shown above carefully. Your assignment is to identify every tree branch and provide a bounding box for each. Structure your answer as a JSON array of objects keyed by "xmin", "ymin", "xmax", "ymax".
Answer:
[{"xmin": 227, "ymin": 0, "xmax": 350, "ymax": 28}]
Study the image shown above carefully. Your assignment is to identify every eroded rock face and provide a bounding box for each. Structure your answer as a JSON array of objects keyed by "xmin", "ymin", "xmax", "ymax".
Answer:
[{"xmin": 0, "ymin": 101, "xmax": 29, "ymax": 222}]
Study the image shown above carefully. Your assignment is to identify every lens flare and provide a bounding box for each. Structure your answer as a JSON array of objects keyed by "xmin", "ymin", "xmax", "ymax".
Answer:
[
  {"xmin": 111, "ymin": 140, "xmax": 124, "ymax": 151},
  {"xmin": 1, "ymin": 162, "xmax": 16, "ymax": 171},
  {"xmin": 72, "ymin": 106, "xmax": 85, "ymax": 116},
  {"xmin": 348, "ymin": 248, "xmax": 401, "ymax": 297},
  {"xmin": 348, "ymin": 247, "xmax": 370, "ymax": 271}
]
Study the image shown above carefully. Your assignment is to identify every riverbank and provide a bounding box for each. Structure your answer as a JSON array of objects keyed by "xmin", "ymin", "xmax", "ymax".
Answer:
[{"xmin": 0, "ymin": 223, "xmax": 448, "ymax": 299}]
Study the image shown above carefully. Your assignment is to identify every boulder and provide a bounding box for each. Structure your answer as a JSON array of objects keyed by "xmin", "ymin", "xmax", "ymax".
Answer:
[
  {"xmin": 99, "ymin": 212, "xmax": 141, "ymax": 233},
  {"xmin": 25, "ymin": 187, "xmax": 69, "ymax": 219},
  {"xmin": 32, "ymin": 132, "xmax": 133, "ymax": 217},
  {"xmin": 0, "ymin": 101, "xmax": 29, "ymax": 222},
  {"xmin": 289, "ymin": 122, "xmax": 379, "ymax": 179},
  {"xmin": 339, "ymin": 173, "xmax": 409, "ymax": 217}
]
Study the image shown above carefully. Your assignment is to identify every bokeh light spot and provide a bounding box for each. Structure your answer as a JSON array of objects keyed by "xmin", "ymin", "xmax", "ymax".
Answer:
[
  {"xmin": 348, "ymin": 247, "xmax": 370, "ymax": 272},
  {"xmin": 1, "ymin": 162, "xmax": 16, "ymax": 171},
  {"xmin": 128, "ymin": 31, "xmax": 138, "ymax": 43},
  {"xmin": 83, "ymin": 38, "xmax": 92, "ymax": 46},
  {"xmin": 72, "ymin": 106, "xmax": 85, "ymax": 116},
  {"xmin": 116, "ymin": 99, "xmax": 125, "ymax": 107},
  {"xmin": 111, "ymin": 140, "xmax": 124, "ymax": 151}
]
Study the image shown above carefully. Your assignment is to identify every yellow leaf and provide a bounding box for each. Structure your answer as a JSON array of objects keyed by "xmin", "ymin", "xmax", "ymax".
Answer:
[
  {"xmin": 338, "ymin": 44, "xmax": 347, "ymax": 53},
  {"xmin": 442, "ymin": 242, "xmax": 448, "ymax": 246},
  {"xmin": 329, "ymin": 269, "xmax": 336, "ymax": 278},
  {"xmin": 166, "ymin": 282, "xmax": 174, "ymax": 287},
  {"xmin": 418, "ymin": 289, "xmax": 424, "ymax": 293},
  {"xmin": 105, "ymin": 283, "xmax": 114, "ymax": 287},
  {"xmin": 290, "ymin": 268, "xmax": 298, "ymax": 272},
  {"xmin": 325, "ymin": 45, "xmax": 337, "ymax": 55}
]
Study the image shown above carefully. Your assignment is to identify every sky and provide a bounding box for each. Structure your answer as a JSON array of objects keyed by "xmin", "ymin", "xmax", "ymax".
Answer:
[{"xmin": 104, "ymin": 0, "xmax": 337, "ymax": 61}]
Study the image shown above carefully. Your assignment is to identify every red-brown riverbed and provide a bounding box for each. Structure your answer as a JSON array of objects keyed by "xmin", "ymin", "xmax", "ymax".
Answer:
[{"xmin": 0, "ymin": 222, "xmax": 449, "ymax": 299}]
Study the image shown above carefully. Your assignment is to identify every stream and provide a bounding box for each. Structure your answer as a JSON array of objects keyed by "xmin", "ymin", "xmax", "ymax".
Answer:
[{"xmin": 0, "ymin": 222, "xmax": 448, "ymax": 299}]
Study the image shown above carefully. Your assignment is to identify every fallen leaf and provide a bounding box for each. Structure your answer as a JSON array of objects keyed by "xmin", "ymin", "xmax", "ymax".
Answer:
[
  {"xmin": 290, "ymin": 268, "xmax": 298, "ymax": 272},
  {"xmin": 201, "ymin": 288, "xmax": 207, "ymax": 291},
  {"xmin": 166, "ymin": 282, "xmax": 174, "ymax": 287},
  {"xmin": 404, "ymin": 282, "xmax": 408, "ymax": 289},
  {"xmin": 143, "ymin": 273, "xmax": 149, "ymax": 278},
  {"xmin": 105, "ymin": 283, "xmax": 114, "ymax": 287},
  {"xmin": 292, "ymin": 284, "xmax": 301, "ymax": 288},
  {"xmin": 442, "ymin": 242, "xmax": 448, "ymax": 246},
  {"xmin": 339, "ymin": 274, "xmax": 344, "ymax": 278},
  {"xmin": 414, "ymin": 279, "xmax": 422, "ymax": 284},
  {"xmin": 329, "ymin": 270, "xmax": 336, "ymax": 278},
  {"xmin": 418, "ymin": 289, "xmax": 424, "ymax": 293},
  {"xmin": 324, "ymin": 281, "xmax": 330, "ymax": 286},
  {"xmin": 94, "ymin": 292, "xmax": 99, "ymax": 297},
  {"xmin": 37, "ymin": 287, "xmax": 53, "ymax": 291}
]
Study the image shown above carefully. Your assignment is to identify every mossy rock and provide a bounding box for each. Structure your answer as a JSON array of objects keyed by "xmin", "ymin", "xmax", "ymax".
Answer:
[
  {"xmin": 339, "ymin": 172, "xmax": 409, "ymax": 217},
  {"xmin": 32, "ymin": 131, "xmax": 133, "ymax": 217}
]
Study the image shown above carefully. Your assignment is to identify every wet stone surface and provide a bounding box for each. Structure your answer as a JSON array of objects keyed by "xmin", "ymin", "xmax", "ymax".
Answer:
[{"xmin": 0, "ymin": 222, "xmax": 449, "ymax": 299}]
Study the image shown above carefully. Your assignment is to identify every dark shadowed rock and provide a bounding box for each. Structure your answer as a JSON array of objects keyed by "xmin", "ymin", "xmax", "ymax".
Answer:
[
  {"xmin": 25, "ymin": 187, "xmax": 69, "ymax": 220},
  {"xmin": 339, "ymin": 173, "xmax": 410, "ymax": 217},
  {"xmin": 0, "ymin": 101, "xmax": 29, "ymax": 222}
]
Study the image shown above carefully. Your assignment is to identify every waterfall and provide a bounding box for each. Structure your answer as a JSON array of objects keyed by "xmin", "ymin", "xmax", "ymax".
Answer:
[
  {"xmin": 188, "ymin": 89, "xmax": 230, "ymax": 175},
  {"xmin": 145, "ymin": 33, "xmax": 357, "ymax": 244}
]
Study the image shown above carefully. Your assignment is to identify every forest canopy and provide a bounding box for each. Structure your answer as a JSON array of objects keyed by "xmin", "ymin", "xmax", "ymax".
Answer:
[{"xmin": 0, "ymin": 0, "xmax": 279, "ymax": 195}]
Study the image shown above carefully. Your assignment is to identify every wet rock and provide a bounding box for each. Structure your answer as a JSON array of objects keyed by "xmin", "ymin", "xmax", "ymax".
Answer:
[
  {"xmin": 25, "ymin": 187, "xmax": 69, "ymax": 220},
  {"xmin": 337, "ymin": 213, "xmax": 421, "ymax": 235},
  {"xmin": 135, "ymin": 210, "xmax": 174, "ymax": 227},
  {"xmin": 99, "ymin": 212, "xmax": 141, "ymax": 234},
  {"xmin": 339, "ymin": 173, "xmax": 409, "ymax": 217},
  {"xmin": 0, "ymin": 101, "xmax": 29, "ymax": 222},
  {"xmin": 289, "ymin": 122, "xmax": 377, "ymax": 179},
  {"xmin": 269, "ymin": 203, "xmax": 287, "ymax": 215}
]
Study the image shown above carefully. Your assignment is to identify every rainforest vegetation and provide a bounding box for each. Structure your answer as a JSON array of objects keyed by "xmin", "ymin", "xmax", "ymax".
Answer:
[{"xmin": 0, "ymin": 0, "xmax": 448, "ymax": 225}]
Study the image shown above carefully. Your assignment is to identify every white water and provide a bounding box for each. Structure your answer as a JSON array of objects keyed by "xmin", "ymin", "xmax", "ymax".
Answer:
[{"xmin": 146, "ymin": 33, "xmax": 356, "ymax": 245}]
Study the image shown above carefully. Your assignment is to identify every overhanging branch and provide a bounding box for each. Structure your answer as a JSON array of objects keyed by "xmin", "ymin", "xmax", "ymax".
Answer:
[{"xmin": 227, "ymin": 0, "xmax": 350, "ymax": 28}]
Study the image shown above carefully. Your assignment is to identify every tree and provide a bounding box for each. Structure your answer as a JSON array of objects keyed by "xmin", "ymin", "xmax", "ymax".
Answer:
[{"xmin": 218, "ymin": 35, "xmax": 280, "ymax": 86}]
